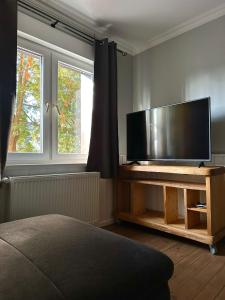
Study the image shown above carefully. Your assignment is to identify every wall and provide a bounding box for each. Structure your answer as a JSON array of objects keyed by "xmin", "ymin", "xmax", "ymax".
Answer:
[
  {"xmin": 16, "ymin": 11, "xmax": 133, "ymax": 162},
  {"xmin": 118, "ymin": 53, "xmax": 133, "ymax": 159},
  {"xmin": 133, "ymin": 15, "xmax": 225, "ymax": 154},
  {"xmin": 0, "ymin": 12, "xmax": 133, "ymax": 225},
  {"xmin": 18, "ymin": 12, "xmax": 94, "ymax": 61},
  {"xmin": 132, "ymin": 15, "xmax": 225, "ymax": 215}
]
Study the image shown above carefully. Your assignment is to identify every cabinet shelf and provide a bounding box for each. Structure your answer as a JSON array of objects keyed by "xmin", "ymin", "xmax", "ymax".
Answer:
[
  {"xmin": 187, "ymin": 207, "xmax": 207, "ymax": 213},
  {"xmin": 122, "ymin": 179, "xmax": 206, "ymax": 191},
  {"xmin": 117, "ymin": 165, "xmax": 225, "ymax": 249},
  {"xmin": 120, "ymin": 165, "xmax": 225, "ymax": 176},
  {"xmin": 117, "ymin": 210, "xmax": 209, "ymax": 243}
]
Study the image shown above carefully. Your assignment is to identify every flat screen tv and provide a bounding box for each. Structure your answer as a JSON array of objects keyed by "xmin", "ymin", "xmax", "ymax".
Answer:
[{"xmin": 127, "ymin": 98, "xmax": 211, "ymax": 162}]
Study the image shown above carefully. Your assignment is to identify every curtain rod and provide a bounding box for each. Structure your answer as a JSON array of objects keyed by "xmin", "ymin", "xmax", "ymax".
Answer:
[{"xmin": 18, "ymin": 0, "xmax": 127, "ymax": 56}]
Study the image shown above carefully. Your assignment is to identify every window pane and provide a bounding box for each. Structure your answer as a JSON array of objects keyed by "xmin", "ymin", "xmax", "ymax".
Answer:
[
  {"xmin": 80, "ymin": 73, "xmax": 93, "ymax": 154},
  {"xmin": 57, "ymin": 62, "xmax": 93, "ymax": 154},
  {"xmin": 9, "ymin": 48, "xmax": 42, "ymax": 153}
]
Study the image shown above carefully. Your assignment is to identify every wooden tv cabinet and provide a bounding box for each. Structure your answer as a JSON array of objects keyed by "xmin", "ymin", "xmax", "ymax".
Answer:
[{"xmin": 116, "ymin": 165, "xmax": 225, "ymax": 254}]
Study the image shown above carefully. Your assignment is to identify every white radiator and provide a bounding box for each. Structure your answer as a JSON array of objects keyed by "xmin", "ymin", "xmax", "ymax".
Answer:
[{"xmin": 8, "ymin": 172, "xmax": 100, "ymax": 224}]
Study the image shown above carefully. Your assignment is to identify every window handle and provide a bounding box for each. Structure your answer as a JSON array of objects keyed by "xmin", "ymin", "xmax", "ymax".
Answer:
[
  {"xmin": 54, "ymin": 104, "xmax": 61, "ymax": 115},
  {"xmin": 45, "ymin": 102, "xmax": 50, "ymax": 113}
]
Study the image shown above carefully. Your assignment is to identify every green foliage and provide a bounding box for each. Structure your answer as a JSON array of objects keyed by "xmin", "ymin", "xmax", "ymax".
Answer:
[
  {"xmin": 9, "ymin": 50, "xmax": 41, "ymax": 153},
  {"xmin": 10, "ymin": 51, "xmax": 83, "ymax": 154},
  {"xmin": 57, "ymin": 63, "xmax": 81, "ymax": 154}
]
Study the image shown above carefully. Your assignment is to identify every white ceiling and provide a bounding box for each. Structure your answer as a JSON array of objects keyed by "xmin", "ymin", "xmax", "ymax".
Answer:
[{"xmin": 39, "ymin": 0, "xmax": 225, "ymax": 54}]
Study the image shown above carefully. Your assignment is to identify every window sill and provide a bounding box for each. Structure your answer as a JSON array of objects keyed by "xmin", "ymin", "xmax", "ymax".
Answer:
[
  {"xmin": 6, "ymin": 160, "xmax": 87, "ymax": 166},
  {"xmin": 5, "ymin": 162, "xmax": 87, "ymax": 177}
]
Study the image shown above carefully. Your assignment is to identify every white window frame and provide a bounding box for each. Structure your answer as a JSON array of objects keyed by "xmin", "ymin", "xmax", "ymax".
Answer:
[
  {"xmin": 7, "ymin": 36, "xmax": 94, "ymax": 165},
  {"xmin": 8, "ymin": 37, "xmax": 51, "ymax": 164},
  {"xmin": 51, "ymin": 53, "xmax": 93, "ymax": 163}
]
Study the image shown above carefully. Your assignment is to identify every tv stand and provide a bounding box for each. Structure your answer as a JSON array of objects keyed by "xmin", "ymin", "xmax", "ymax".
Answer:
[{"xmin": 116, "ymin": 165, "xmax": 225, "ymax": 255}]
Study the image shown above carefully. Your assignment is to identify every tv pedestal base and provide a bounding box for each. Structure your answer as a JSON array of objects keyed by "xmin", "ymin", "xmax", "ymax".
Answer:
[
  {"xmin": 198, "ymin": 161, "xmax": 205, "ymax": 168},
  {"xmin": 116, "ymin": 165, "xmax": 225, "ymax": 254}
]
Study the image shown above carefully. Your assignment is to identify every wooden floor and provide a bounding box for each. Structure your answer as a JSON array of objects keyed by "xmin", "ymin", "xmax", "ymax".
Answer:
[{"xmin": 105, "ymin": 222, "xmax": 225, "ymax": 300}]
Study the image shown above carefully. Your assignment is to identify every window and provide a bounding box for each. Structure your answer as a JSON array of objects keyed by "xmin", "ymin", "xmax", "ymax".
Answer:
[
  {"xmin": 8, "ymin": 38, "xmax": 93, "ymax": 164},
  {"xmin": 56, "ymin": 61, "xmax": 93, "ymax": 155},
  {"xmin": 9, "ymin": 48, "xmax": 43, "ymax": 153}
]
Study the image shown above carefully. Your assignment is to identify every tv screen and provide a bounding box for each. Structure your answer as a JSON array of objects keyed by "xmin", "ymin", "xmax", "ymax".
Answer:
[{"xmin": 127, "ymin": 98, "xmax": 211, "ymax": 161}]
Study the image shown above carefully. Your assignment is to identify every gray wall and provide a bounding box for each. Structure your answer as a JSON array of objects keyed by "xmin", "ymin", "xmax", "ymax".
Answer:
[
  {"xmin": 118, "ymin": 53, "xmax": 133, "ymax": 155},
  {"xmin": 133, "ymin": 15, "xmax": 225, "ymax": 153}
]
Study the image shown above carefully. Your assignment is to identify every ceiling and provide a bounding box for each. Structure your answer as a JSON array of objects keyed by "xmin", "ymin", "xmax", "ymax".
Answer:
[{"xmin": 38, "ymin": 0, "xmax": 225, "ymax": 54}]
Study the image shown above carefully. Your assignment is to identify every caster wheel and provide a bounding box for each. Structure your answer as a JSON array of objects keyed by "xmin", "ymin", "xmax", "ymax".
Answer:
[{"xmin": 209, "ymin": 244, "xmax": 218, "ymax": 255}]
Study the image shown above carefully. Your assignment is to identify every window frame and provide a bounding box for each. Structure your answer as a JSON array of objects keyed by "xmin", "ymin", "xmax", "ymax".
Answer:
[
  {"xmin": 8, "ymin": 37, "xmax": 51, "ymax": 164},
  {"xmin": 51, "ymin": 52, "xmax": 93, "ymax": 163},
  {"xmin": 7, "ymin": 36, "xmax": 94, "ymax": 165}
]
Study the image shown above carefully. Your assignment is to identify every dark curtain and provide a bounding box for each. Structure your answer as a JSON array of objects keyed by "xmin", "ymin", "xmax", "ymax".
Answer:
[
  {"xmin": 87, "ymin": 39, "xmax": 119, "ymax": 178},
  {"xmin": 0, "ymin": 0, "xmax": 17, "ymax": 179}
]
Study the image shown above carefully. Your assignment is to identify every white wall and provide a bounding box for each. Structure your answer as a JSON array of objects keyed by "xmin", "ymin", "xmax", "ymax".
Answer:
[
  {"xmin": 133, "ymin": 15, "xmax": 225, "ymax": 154},
  {"xmin": 18, "ymin": 12, "xmax": 94, "ymax": 61},
  {"xmin": 0, "ymin": 12, "xmax": 133, "ymax": 225},
  {"xmin": 17, "ymin": 11, "xmax": 133, "ymax": 162}
]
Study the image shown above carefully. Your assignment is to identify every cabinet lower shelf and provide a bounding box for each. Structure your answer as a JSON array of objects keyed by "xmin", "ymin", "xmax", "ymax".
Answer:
[
  {"xmin": 117, "ymin": 165, "xmax": 225, "ymax": 250},
  {"xmin": 117, "ymin": 210, "xmax": 211, "ymax": 244},
  {"xmin": 187, "ymin": 207, "xmax": 207, "ymax": 213}
]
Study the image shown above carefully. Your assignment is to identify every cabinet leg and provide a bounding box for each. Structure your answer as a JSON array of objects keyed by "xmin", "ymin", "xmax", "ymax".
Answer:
[{"xmin": 209, "ymin": 244, "xmax": 218, "ymax": 255}]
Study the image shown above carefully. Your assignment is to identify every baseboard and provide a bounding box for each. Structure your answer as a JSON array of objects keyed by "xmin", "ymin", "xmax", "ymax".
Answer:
[{"xmin": 97, "ymin": 218, "xmax": 115, "ymax": 227}]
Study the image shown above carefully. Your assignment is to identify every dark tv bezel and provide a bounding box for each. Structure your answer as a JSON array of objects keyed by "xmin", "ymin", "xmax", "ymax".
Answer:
[{"xmin": 127, "ymin": 97, "xmax": 212, "ymax": 162}]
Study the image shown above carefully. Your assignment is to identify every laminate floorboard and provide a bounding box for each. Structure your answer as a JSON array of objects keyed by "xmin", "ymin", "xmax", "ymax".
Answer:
[{"xmin": 105, "ymin": 222, "xmax": 225, "ymax": 300}]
